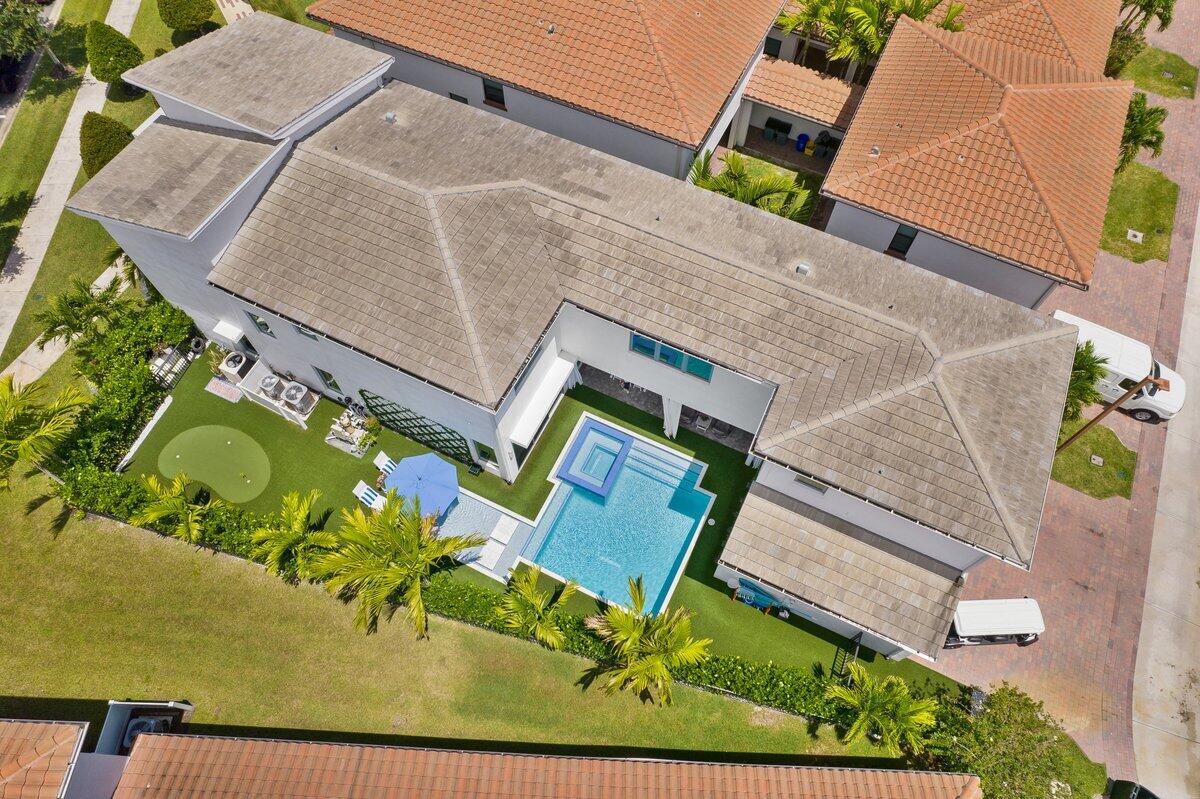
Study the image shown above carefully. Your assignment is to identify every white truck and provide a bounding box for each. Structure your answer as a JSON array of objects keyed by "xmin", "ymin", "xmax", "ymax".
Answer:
[
  {"xmin": 1053, "ymin": 310, "xmax": 1186, "ymax": 422},
  {"xmin": 945, "ymin": 598, "xmax": 1044, "ymax": 649}
]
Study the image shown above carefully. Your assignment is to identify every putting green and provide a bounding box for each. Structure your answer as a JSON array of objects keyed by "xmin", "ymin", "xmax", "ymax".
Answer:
[{"xmin": 157, "ymin": 425, "xmax": 271, "ymax": 504}]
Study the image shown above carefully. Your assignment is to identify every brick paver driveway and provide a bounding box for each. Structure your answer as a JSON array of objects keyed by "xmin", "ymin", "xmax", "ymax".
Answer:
[{"xmin": 927, "ymin": 18, "xmax": 1200, "ymax": 780}]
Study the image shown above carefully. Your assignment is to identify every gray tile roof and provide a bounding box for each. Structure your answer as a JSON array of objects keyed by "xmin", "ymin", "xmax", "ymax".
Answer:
[
  {"xmin": 67, "ymin": 120, "xmax": 278, "ymax": 237},
  {"xmin": 203, "ymin": 82, "xmax": 1074, "ymax": 567},
  {"xmin": 122, "ymin": 14, "xmax": 391, "ymax": 138},
  {"xmin": 721, "ymin": 485, "xmax": 964, "ymax": 658}
]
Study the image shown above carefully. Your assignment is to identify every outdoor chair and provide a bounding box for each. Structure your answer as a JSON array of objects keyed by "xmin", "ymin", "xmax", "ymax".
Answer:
[
  {"xmin": 711, "ymin": 419, "xmax": 733, "ymax": 438},
  {"xmin": 353, "ymin": 480, "xmax": 386, "ymax": 511},
  {"xmin": 372, "ymin": 450, "xmax": 398, "ymax": 475}
]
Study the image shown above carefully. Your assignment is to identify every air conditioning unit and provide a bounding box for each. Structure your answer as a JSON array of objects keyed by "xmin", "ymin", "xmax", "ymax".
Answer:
[
  {"xmin": 281, "ymin": 381, "xmax": 311, "ymax": 409},
  {"xmin": 259, "ymin": 373, "xmax": 284, "ymax": 399}
]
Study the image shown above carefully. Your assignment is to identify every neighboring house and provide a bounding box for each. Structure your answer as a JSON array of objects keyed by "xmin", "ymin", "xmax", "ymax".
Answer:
[
  {"xmin": 0, "ymin": 720, "xmax": 87, "ymax": 799},
  {"xmin": 1, "ymin": 712, "xmax": 984, "ymax": 799},
  {"xmin": 68, "ymin": 18, "xmax": 1077, "ymax": 660},
  {"xmin": 820, "ymin": 18, "xmax": 1131, "ymax": 308},
  {"xmin": 305, "ymin": 0, "xmax": 785, "ymax": 179}
]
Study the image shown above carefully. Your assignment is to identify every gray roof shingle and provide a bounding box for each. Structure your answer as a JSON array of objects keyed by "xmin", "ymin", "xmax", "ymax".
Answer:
[
  {"xmin": 199, "ymin": 83, "xmax": 1074, "ymax": 567},
  {"xmin": 121, "ymin": 13, "xmax": 391, "ymax": 138},
  {"xmin": 721, "ymin": 485, "xmax": 964, "ymax": 658},
  {"xmin": 67, "ymin": 120, "xmax": 278, "ymax": 237}
]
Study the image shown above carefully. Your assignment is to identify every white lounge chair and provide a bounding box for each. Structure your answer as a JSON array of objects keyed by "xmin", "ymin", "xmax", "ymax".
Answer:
[
  {"xmin": 353, "ymin": 480, "xmax": 386, "ymax": 511},
  {"xmin": 490, "ymin": 515, "xmax": 519, "ymax": 546},
  {"xmin": 372, "ymin": 451, "xmax": 398, "ymax": 475},
  {"xmin": 475, "ymin": 538, "xmax": 506, "ymax": 571}
]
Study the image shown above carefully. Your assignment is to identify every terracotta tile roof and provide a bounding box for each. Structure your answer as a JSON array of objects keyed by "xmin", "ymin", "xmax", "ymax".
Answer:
[
  {"xmin": 0, "ymin": 721, "xmax": 86, "ymax": 799},
  {"xmin": 939, "ymin": 0, "xmax": 1122, "ymax": 72},
  {"xmin": 305, "ymin": 0, "xmax": 783, "ymax": 148},
  {"xmin": 202, "ymin": 83, "xmax": 1076, "ymax": 565},
  {"xmin": 743, "ymin": 55, "xmax": 864, "ymax": 129},
  {"xmin": 822, "ymin": 19, "xmax": 1131, "ymax": 287},
  {"xmin": 114, "ymin": 734, "xmax": 983, "ymax": 799}
]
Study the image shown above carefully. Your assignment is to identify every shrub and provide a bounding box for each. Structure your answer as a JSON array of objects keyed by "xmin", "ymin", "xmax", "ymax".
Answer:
[
  {"xmin": 1106, "ymin": 27, "xmax": 1147, "ymax": 76},
  {"xmin": 63, "ymin": 352, "xmax": 165, "ymax": 470},
  {"xmin": 925, "ymin": 683, "xmax": 1107, "ymax": 799},
  {"xmin": 80, "ymin": 112, "xmax": 133, "ymax": 177},
  {"xmin": 248, "ymin": 0, "xmax": 303, "ymax": 24},
  {"xmin": 85, "ymin": 21, "xmax": 143, "ymax": 84},
  {"xmin": 76, "ymin": 299, "xmax": 192, "ymax": 382},
  {"xmin": 57, "ymin": 464, "xmax": 150, "ymax": 519},
  {"xmin": 157, "ymin": 0, "xmax": 216, "ymax": 32}
]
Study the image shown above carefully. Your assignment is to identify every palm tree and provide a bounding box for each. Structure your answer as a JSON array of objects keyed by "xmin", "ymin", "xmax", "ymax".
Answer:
[
  {"xmin": 1119, "ymin": 92, "xmax": 1167, "ymax": 172},
  {"xmin": 33, "ymin": 276, "xmax": 132, "ymax": 350},
  {"xmin": 826, "ymin": 662, "xmax": 937, "ymax": 754},
  {"xmin": 1063, "ymin": 341, "xmax": 1108, "ymax": 422},
  {"xmin": 775, "ymin": 0, "xmax": 833, "ymax": 66},
  {"xmin": 130, "ymin": 473, "xmax": 226, "ymax": 544},
  {"xmin": 585, "ymin": 576, "xmax": 712, "ymax": 707},
  {"xmin": 495, "ymin": 565, "xmax": 578, "ymax": 649},
  {"xmin": 1118, "ymin": 0, "xmax": 1173, "ymax": 34},
  {"xmin": 0, "ymin": 375, "xmax": 87, "ymax": 490},
  {"xmin": 251, "ymin": 490, "xmax": 336, "ymax": 581},
  {"xmin": 310, "ymin": 492, "xmax": 485, "ymax": 636},
  {"xmin": 690, "ymin": 151, "xmax": 815, "ymax": 222}
]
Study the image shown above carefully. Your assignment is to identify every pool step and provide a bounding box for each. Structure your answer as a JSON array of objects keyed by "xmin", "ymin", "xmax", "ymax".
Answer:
[{"xmin": 623, "ymin": 446, "xmax": 702, "ymax": 487}]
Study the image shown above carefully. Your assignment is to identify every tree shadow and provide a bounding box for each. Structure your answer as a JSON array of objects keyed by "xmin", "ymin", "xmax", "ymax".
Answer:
[
  {"xmin": 105, "ymin": 79, "xmax": 145, "ymax": 104},
  {"xmin": 0, "ymin": 191, "xmax": 36, "ymax": 274},
  {"xmin": 170, "ymin": 22, "xmax": 220, "ymax": 48}
]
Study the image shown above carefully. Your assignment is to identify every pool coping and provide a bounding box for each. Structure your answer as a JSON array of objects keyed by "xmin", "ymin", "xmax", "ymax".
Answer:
[
  {"xmin": 511, "ymin": 412, "xmax": 716, "ymax": 614},
  {"xmin": 554, "ymin": 417, "xmax": 632, "ymax": 497}
]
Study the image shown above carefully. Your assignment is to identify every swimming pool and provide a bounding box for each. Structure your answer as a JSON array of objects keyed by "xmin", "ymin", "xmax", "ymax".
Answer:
[{"xmin": 521, "ymin": 417, "xmax": 713, "ymax": 613}]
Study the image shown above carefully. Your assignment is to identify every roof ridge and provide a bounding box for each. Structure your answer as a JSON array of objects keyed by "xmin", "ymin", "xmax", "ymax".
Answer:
[
  {"xmin": 995, "ymin": 109, "xmax": 1086, "ymax": 282},
  {"xmin": 906, "ymin": 18, "xmax": 1008, "ymax": 87},
  {"xmin": 942, "ymin": 323, "xmax": 1075, "ymax": 364},
  {"xmin": 628, "ymin": 0, "xmax": 697, "ymax": 143},
  {"xmin": 1024, "ymin": 0, "xmax": 1084, "ymax": 68},
  {"xmin": 931, "ymin": 370, "xmax": 1032, "ymax": 564},
  {"xmin": 423, "ymin": 193, "xmax": 499, "ymax": 403},
  {"xmin": 0, "ymin": 731, "xmax": 73, "ymax": 786},
  {"xmin": 824, "ymin": 112, "xmax": 1000, "ymax": 190},
  {"xmin": 757, "ymin": 372, "xmax": 936, "ymax": 448}
]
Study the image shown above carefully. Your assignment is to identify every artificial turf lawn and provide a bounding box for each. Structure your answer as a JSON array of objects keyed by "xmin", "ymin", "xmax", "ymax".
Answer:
[
  {"xmin": 1100, "ymin": 163, "xmax": 1179, "ymax": 264},
  {"xmin": 0, "ymin": 468, "xmax": 894, "ymax": 762},
  {"xmin": 1119, "ymin": 46, "xmax": 1198, "ymax": 99},
  {"xmin": 1052, "ymin": 418, "xmax": 1138, "ymax": 500},
  {"xmin": 129, "ymin": 360, "xmax": 959, "ymax": 690},
  {"xmin": 158, "ymin": 425, "xmax": 272, "ymax": 503}
]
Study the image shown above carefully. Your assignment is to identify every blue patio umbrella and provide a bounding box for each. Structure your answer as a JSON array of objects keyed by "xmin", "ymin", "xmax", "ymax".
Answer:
[{"xmin": 383, "ymin": 453, "xmax": 459, "ymax": 516}]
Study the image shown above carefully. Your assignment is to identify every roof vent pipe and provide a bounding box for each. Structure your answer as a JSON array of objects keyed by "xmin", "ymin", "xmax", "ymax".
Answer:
[
  {"xmin": 384, "ymin": 111, "xmax": 397, "ymax": 124},
  {"xmin": 868, "ymin": 145, "xmax": 881, "ymax": 158},
  {"xmin": 795, "ymin": 262, "xmax": 811, "ymax": 277}
]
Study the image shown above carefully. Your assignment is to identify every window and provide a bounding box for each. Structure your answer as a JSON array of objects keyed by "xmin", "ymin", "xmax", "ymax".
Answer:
[
  {"xmin": 473, "ymin": 440, "xmax": 497, "ymax": 464},
  {"xmin": 246, "ymin": 312, "xmax": 274, "ymax": 337},
  {"xmin": 628, "ymin": 332, "xmax": 714, "ymax": 382},
  {"xmin": 482, "ymin": 78, "xmax": 506, "ymax": 109},
  {"xmin": 763, "ymin": 37, "xmax": 782, "ymax": 58},
  {"xmin": 294, "ymin": 323, "xmax": 319, "ymax": 340},
  {"xmin": 630, "ymin": 334, "xmax": 657, "ymax": 358},
  {"xmin": 449, "ymin": 92, "xmax": 469, "ymax": 104},
  {"xmin": 886, "ymin": 224, "xmax": 918, "ymax": 259},
  {"xmin": 314, "ymin": 367, "xmax": 341, "ymax": 393}
]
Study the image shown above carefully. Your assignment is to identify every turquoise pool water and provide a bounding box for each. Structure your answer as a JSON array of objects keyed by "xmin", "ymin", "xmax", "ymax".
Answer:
[{"xmin": 523, "ymin": 420, "xmax": 712, "ymax": 613}]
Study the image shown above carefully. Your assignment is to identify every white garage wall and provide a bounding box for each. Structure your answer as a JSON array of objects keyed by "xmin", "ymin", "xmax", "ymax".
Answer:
[
  {"xmin": 334, "ymin": 32, "xmax": 696, "ymax": 178},
  {"xmin": 755, "ymin": 460, "xmax": 992, "ymax": 572},
  {"xmin": 823, "ymin": 201, "xmax": 1058, "ymax": 308}
]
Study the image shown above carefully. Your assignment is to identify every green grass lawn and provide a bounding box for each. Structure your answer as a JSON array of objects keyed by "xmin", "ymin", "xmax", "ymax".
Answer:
[
  {"xmin": 127, "ymin": 360, "xmax": 958, "ymax": 691},
  {"xmin": 0, "ymin": 469, "xmax": 894, "ymax": 763},
  {"xmin": 1100, "ymin": 163, "xmax": 1179, "ymax": 264},
  {"xmin": 1119, "ymin": 46, "xmax": 1198, "ymax": 99},
  {"xmin": 0, "ymin": 0, "xmax": 113, "ymax": 269},
  {"xmin": 250, "ymin": 0, "xmax": 328, "ymax": 29},
  {"xmin": 0, "ymin": 0, "xmax": 223, "ymax": 369},
  {"xmin": 1052, "ymin": 418, "xmax": 1138, "ymax": 500},
  {"xmin": 729, "ymin": 150, "xmax": 825, "ymax": 225}
]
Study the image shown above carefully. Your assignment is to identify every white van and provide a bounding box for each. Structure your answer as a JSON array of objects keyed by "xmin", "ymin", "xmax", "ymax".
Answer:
[
  {"xmin": 1053, "ymin": 310, "xmax": 1186, "ymax": 422},
  {"xmin": 945, "ymin": 599, "xmax": 1044, "ymax": 649}
]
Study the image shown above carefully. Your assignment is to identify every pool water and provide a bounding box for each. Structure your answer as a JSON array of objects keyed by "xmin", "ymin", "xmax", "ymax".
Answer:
[{"xmin": 524, "ymin": 419, "xmax": 713, "ymax": 613}]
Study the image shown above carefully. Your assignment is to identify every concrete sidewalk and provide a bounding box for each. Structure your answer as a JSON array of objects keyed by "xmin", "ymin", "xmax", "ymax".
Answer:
[
  {"xmin": 0, "ymin": 0, "xmax": 140, "ymax": 358},
  {"xmin": 1132, "ymin": 203, "xmax": 1200, "ymax": 797}
]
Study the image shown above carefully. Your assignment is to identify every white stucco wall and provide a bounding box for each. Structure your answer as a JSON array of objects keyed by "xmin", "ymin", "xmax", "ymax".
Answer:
[
  {"xmin": 697, "ymin": 51, "xmax": 761, "ymax": 157},
  {"xmin": 714, "ymin": 561, "xmax": 911, "ymax": 659},
  {"xmin": 552, "ymin": 305, "xmax": 776, "ymax": 433},
  {"xmin": 747, "ymin": 103, "xmax": 839, "ymax": 142},
  {"xmin": 823, "ymin": 201, "xmax": 1058, "ymax": 308},
  {"xmin": 333, "ymin": 32, "xmax": 697, "ymax": 178},
  {"xmin": 755, "ymin": 460, "xmax": 992, "ymax": 572}
]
